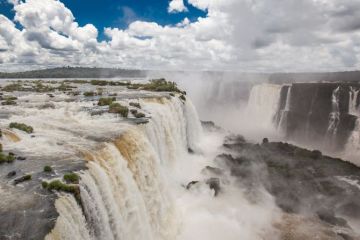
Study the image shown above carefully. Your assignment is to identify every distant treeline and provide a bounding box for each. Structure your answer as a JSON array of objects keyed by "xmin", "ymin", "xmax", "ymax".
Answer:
[
  {"xmin": 0, "ymin": 67, "xmax": 147, "ymax": 79},
  {"xmin": 269, "ymin": 71, "xmax": 360, "ymax": 84}
]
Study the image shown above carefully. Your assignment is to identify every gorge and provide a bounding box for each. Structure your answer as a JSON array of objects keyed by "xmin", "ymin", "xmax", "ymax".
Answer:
[{"xmin": 1, "ymin": 77, "xmax": 360, "ymax": 240}]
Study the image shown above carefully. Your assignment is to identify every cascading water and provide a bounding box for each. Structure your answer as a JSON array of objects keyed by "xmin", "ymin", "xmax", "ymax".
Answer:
[
  {"xmin": 277, "ymin": 86, "xmax": 291, "ymax": 131},
  {"xmin": 349, "ymin": 87, "xmax": 359, "ymax": 116},
  {"xmin": 325, "ymin": 86, "xmax": 340, "ymax": 148},
  {"xmin": 345, "ymin": 87, "xmax": 360, "ymax": 161},
  {"xmin": 46, "ymin": 96, "xmax": 203, "ymax": 240},
  {"xmin": 246, "ymin": 84, "xmax": 282, "ymax": 129}
]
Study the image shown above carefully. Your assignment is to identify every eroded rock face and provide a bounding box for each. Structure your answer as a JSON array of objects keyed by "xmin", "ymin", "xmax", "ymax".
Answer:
[
  {"xmin": 217, "ymin": 134, "xmax": 360, "ymax": 239},
  {"xmin": 275, "ymin": 83, "xmax": 359, "ymax": 151}
]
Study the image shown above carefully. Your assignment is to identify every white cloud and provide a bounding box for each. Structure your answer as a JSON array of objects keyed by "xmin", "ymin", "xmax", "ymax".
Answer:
[
  {"xmin": 1, "ymin": 0, "xmax": 360, "ymax": 72},
  {"xmin": 168, "ymin": 0, "xmax": 188, "ymax": 13}
]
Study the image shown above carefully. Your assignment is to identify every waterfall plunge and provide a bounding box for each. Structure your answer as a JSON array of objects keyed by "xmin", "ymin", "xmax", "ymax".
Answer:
[{"xmin": 46, "ymin": 97, "xmax": 203, "ymax": 240}]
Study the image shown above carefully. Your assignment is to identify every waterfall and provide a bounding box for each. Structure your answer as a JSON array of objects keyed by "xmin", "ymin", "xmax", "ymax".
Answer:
[
  {"xmin": 345, "ymin": 87, "xmax": 360, "ymax": 160},
  {"xmin": 349, "ymin": 86, "xmax": 359, "ymax": 116},
  {"xmin": 246, "ymin": 84, "xmax": 283, "ymax": 129},
  {"xmin": 277, "ymin": 85, "xmax": 292, "ymax": 131},
  {"xmin": 45, "ymin": 96, "xmax": 203, "ymax": 240},
  {"xmin": 325, "ymin": 86, "xmax": 340, "ymax": 148}
]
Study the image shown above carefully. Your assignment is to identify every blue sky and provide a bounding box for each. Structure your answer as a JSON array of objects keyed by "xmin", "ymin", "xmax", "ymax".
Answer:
[{"xmin": 0, "ymin": 0, "xmax": 206, "ymax": 40}]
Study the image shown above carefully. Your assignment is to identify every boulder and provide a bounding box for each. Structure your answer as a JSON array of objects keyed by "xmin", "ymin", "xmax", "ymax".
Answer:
[
  {"xmin": 206, "ymin": 178, "xmax": 221, "ymax": 196},
  {"xmin": 7, "ymin": 170, "xmax": 16, "ymax": 178}
]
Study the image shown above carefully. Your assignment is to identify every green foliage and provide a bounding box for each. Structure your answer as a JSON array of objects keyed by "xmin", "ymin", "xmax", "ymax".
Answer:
[
  {"xmin": 1, "ymin": 98, "xmax": 17, "ymax": 105},
  {"xmin": 143, "ymin": 79, "xmax": 181, "ymax": 92},
  {"xmin": 83, "ymin": 91, "xmax": 96, "ymax": 97},
  {"xmin": 63, "ymin": 79, "xmax": 89, "ymax": 84},
  {"xmin": 42, "ymin": 181, "xmax": 48, "ymax": 189},
  {"xmin": 98, "ymin": 97, "xmax": 116, "ymax": 106},
  {"xmin": 90, "ymin": 80, "xmax": 108, "ymax": 86},
  {"xmin": 108, "ymin": 103, "xmax": 129, "ymax": 117},
  {"xmin": 57, "ymin": 82, "xmax": 75, "ymax": 91},
  {"xmin": 9, "ymin": 122, "xmax": 34, "ymax": 133},
  {"xmin": 33, "ymin": 82, "xmax": 54, "ymax": 92},
  {"xmin": 129, "ymin": 102, "xmax": 141, "ymax": 109},
  {"xmin": 169, "ymin": 93, "xmax": 175, "ymax": 97},
  {"xmin": 2, "ymin": 83, "xmax": 24, "ymax": 92},
  {"xmin": 3, "ymin": 96, "xmax": 18, "ymax": 101},
  {"xmin": 44, "ymin": 179, "xmax": 81, "ymax": 202},
  {"xmin": 0, "ymin": 152, "xmax": 15, "ymax": 164},
  {"xmin": 63, "ymin": 172, "xmax": 80, "ymax": 183},
  {"xmin": 127, "ymin": 79, "xmax": 182, "ymax": 93},
  {"xmin": 43, "ymin": 166, "xmax": 53, "ymax": 172},
  {"xmin": 46, "ymin": 180, "xmax": 78, "ymax": 194}
]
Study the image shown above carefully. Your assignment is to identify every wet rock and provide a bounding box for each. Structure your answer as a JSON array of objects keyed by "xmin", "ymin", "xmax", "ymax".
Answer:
[
  {"xmin": 7, "ymin": 171, "xmax": 16, "ymax": 178},
  {"xmin": 201, "ymin": 166, "xmax": 223, "ymax": 176},
  {"xmin": 16, "ymin": 156, "xmax": 26, "ymax": 161},
  {"xmin": 206, "ymin": 178, "xmax": 221, "ymax": 196},
  {"xmin": 188, "ymin": 148, "xmax": 194, "ymax": 154},
  {"xmin": 186, "ymin": 180, "xmax": 199, "ymax": 190},
  {"xmin": 201, "ymin": 121, "xmax": 222, "ymax": 132},
  {"xmin": 316, "ymin": 208, "xmax": 349, "ymax": 227},
  {"xmin": 14, "ymin": 174, "xmax": 32, "ymax": 185}
]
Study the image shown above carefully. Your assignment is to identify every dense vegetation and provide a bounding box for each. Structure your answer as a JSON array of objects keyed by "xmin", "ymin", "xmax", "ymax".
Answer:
[
  {"xmin": 109, "ymin": 103, "xmax": 129, "ymax": 117},
  {"xmin": 9, "ymin": 122, "xmax": 34, "ymax": 134},
  {"xmin": 98, "ymin": 97, "xmax": 116, "ymax": 106},
  {"xmin": 0, "ymin": 67, "xmax": 146, "ymax": 79}
]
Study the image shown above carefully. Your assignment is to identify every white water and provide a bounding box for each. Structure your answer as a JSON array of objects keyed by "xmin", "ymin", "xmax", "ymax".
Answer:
[
  {"xmin": 41, "ymin": 95, "xmax": 279, "ymax": 240},
  {"xmin": 325, "ymin": 86, "xmax": 340, "ymax": 149},
  {"xmin": 349, "ymin": 87, "xmax": 359, "ymax": 116},
  {"xmin": 345, "ymin": 87, "xmax": 360, "ymax": 162},
  {"xmin": 277, "ymin": 85, "xmax": 292, "ymax": 131},
  {"xmin": 246, "ymin": 84, "xmax": 282, "ymax": 129}
]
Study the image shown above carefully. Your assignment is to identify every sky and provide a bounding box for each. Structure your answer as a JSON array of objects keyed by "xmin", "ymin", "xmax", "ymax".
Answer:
[{"xmin": 0, "ymin": 0, "xmax": 360, "ymax": 72}]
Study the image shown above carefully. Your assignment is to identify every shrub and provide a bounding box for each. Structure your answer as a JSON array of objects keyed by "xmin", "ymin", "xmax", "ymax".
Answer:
[
  {"xmin": 108, "ymin": 103, "xmax": 129, "ymax": 117},
  {"xmin": 44, "ymin": 166, "xmax": 53, "ymax": 172},
  {"xmin": 42, "ymin": 181, "xmax": 49, "ymax": 189},
  {"xmin": 0, "ymin": 152, "xmax": 15, "ymax": 164},
  {"xmin": 9, "ymin": 122, "xmax": 34, "ymax": 134},
  {"xmin": 45, "ymin": 180, "xmax": 80, "ymax": 201},
  {"xmin": 83, "ymin": 91, "xmax": 96, "ymax": 97},
  {"xmin": 1, "ymin": 100, "xmax": 16, "ymax": 105},
  {"xmin": 90, "ymin": 80, "xmax": 108, "ymax": 86},
  {"xmin": 63, "ymin": 172, "xmax": 79, "ymax": 184},
  {"xmin": 33, "ymin": 82, "xmax": 54, "ymax": 92},
  {"xmin": 98, "ymin": 97, "xmax": 116, "ymax": 106},
  {"xmin": 2, "ymin": 83, "xmax": 24, "ymax": 92},
  {"xmin": 129, "ymin": 102, "xmax": 141, "ymax": 109},
  {"xmin": 262, "ymin": 138, "xmax": 269, "ymax": 144},
  {"xmin": 47, "ymin": 180, "xmax": 78, "ymax": 194}
]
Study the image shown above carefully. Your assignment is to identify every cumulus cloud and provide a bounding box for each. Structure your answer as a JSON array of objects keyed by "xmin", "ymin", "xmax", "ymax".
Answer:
[
  {"xmin": 168, "ymin": 0, "xmax": 188, "ymax": 13},
  {"xmin": 1, "ymin": 0, "xmax": 360, "ymax": 72}
]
